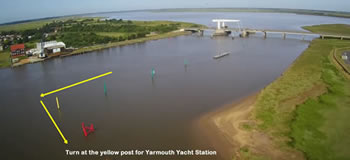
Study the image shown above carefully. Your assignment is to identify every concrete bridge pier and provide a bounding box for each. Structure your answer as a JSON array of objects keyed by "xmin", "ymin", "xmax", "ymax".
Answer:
[
  {"xmin": 283, "ymin": 33, "xmax": 286, "ymax": 39},
  {"xmin": 199, "ymin": 30, "xmax": 204, "ymax": 36},
  {"xmin": 263, "ymin": 31, "xmax": 267, "ymax": 39},
  {"xmin": 240, "ymin": 30, "xmax": 249, "ymax": 38}
]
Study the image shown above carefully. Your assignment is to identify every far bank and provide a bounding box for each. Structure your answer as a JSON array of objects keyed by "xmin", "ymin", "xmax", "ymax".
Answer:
[
  {"xmin": 198, "ymin": 24, "xmax": 350, "ymax": 160},
  {"xmin": 0, "ymin": 18, "xmax": 205, "ymax": 68}
]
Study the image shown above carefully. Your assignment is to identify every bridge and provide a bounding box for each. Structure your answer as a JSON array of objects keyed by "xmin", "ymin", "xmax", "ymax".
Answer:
[
  {"xmin": 212, "ymin": 19, "xmax": 242, "ymax": 36},
  {"xmin": 181, "ymin": 19, "xmax": 350, "ymax": 40},
  {"xmin": 212, "ymin": 19, "xmax": 241, "ymax": 30},
  {"xmin": 242, "ymin": 29, "xmax": 350, "ymax": 40},
  {"xmin": 182, "ymin": 28, "xmax": 204, "ymax": 33},
  {"xmin": 182, "ymin": 19, "xmax": 350, "ymax": 40}
]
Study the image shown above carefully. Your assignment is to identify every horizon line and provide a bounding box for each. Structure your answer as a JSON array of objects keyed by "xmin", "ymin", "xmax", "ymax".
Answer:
[{"xmin": 1, "ymin": 7, "xmax": 350, "ymax": 26}]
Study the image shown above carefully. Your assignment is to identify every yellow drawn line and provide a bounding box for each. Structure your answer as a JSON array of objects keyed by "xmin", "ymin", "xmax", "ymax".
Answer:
[
  {"xmin": 40, "ymin": 72, "xmax": 112, "ymax": 97},
  {"xmin": 40, "ymin": 100, "xmax": 68, "ymax": 144}
]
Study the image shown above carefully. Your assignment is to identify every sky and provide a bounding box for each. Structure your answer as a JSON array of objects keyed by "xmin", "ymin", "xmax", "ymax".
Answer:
[{"xmin": 0, "ymin": 0, "xmax": 349, "ymax": 24}]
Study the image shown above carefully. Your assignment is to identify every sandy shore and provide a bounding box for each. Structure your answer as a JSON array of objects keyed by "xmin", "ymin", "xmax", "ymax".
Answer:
[
  {"xmin": 195, "ymin": 93, "xmax": 258, "ymax": 160},
  {"xmin": 196, "ymin": 92, "xmax": 304, "ymax": 160}
]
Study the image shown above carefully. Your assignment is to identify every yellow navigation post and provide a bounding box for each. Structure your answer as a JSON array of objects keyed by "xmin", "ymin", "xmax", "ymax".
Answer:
[
  {"xmin": 40, "ymin": 71, "xmax": 112, "ymax": 98},
  {"xmin": 56, "ymin": 97, "xmax": 60, "ymax": 110},
  {"xmin": 40, "ymin": 100, "xmax": 68, "ymax": 144}
]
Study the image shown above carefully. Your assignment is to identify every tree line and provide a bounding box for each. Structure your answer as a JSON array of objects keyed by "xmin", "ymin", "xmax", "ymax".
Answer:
[{"xmin": 1, "ymin": 19, "xmax": 182, "ymax": 48}]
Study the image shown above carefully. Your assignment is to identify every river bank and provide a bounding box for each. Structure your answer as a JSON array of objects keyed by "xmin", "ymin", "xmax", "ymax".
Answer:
[
  {"xmin": 0, "ymin": 17, "xmax": 205, "ymax": 69},
  {"xmin": 197, "ymin": 91, "xmax": 305, "ymax": 160},
  {"xmin": 10, "ymin": 30, "xmax": 192, "ymax": 68},
  {"xmin": 195, "ymin": 93, "xmax": 259, "ymax": 160},
  {"xmin": 61, "ymin": 30, "xmax": 192, "ymax": 57},
  {"xmin": 198, "ymin": 24, "xmax": 350, "ymax": 160}
]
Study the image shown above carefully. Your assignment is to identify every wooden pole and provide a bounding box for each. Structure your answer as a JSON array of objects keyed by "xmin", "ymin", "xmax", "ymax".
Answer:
[{"xmin": 56, "ymin": 97, "xmax": 60, "ymax": 110}]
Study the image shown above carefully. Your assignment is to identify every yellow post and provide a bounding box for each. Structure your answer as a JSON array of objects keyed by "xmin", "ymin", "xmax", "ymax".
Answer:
[{"xmin": 56, "ymin": 97, "xmax": 60, "ymax": 110}]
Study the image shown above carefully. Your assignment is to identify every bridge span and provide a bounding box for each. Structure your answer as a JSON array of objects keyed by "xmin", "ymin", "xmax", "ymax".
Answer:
[
  {"xmin": 242, "ymin": 29, "xmax": 350, "ymax": 40},
  {"xmin": 182, "ymin": 19, "xmax": 350, "ymax": 40},
  {"xmin": 184, "ymin": 27, "xmax": 350, "ymax": 40}
]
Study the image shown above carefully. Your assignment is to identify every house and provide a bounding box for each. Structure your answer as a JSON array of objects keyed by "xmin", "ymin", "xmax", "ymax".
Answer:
[{"xmin": 10, "ymin": 44, "xmax": 25, "ymax": 58}]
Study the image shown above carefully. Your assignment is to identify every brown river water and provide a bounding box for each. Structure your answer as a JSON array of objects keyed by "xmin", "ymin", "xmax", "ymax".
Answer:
[
  {"xmin": 6, "ymin": 9, "xmax": 350, "ymax": 160},
  {"xmin": 1, "ymin": 34, "xmax": 310, "ymax": 159}
]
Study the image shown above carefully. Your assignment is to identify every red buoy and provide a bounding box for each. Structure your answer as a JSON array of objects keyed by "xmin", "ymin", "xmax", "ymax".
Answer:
[{"xmin": 82, "ymin": 122, "xmax": 95, "ymax": 137}]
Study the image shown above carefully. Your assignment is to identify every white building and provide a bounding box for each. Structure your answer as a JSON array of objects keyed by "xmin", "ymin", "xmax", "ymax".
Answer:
[
  {"xmin": 36, "ymin": 41, "xmax": 66, "ymax": 56},
  {"xmin": 342, "ymin": 55, "xmax": 348, "ymax": 60}
]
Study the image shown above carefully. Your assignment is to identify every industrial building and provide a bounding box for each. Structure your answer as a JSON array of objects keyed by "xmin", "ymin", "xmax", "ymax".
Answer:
[{"xmin": 35, "ymin": 41, "xmax": 66, "ymax": 57}]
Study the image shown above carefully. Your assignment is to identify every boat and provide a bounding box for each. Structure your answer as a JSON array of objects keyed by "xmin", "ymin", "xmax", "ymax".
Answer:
[{"xmin": 213, "ymin": 52, "xmax": 230, "ymax": 59}]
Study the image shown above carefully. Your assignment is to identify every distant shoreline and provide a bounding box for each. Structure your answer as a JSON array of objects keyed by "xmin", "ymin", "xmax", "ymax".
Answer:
[{"xmin": 2, "ymin": 7, "xmax": 350, "ymax": 26}]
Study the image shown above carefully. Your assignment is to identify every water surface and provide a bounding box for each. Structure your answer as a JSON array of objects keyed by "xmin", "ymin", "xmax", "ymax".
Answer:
[{"xmin": 2, "ymin": 11, "xmax": 349, "ymax": 160}]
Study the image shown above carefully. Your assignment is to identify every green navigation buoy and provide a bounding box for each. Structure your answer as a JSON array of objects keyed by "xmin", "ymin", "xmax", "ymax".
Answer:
[{"xmin": 151, "ymin": 68, "xmax": 155, "ymax": 78}]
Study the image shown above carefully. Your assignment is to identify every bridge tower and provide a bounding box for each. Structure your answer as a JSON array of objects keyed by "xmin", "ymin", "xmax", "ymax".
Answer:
[{"xmin": 212, "ymin": 19, "xmax": 241, "ymax": 36}]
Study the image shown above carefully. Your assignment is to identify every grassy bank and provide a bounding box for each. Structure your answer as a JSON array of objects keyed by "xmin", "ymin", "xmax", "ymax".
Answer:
[
  {"xmin": 303, "ymin": 24, "xmax": 350, "ymax": 36},
  {"xmin": 291, "ymin": 45, "xmax": 350, "ymax": 159},
  {"xmin": 0, "ymin": 51, "xmax": 11, "ymax": 68},
  {"xmin": 253, "ymin": 24, "xmax": 350, "ymax": 159},
  {"xmin": 66, "ymin": 31, "xmax": 191, "ymax": 56}
]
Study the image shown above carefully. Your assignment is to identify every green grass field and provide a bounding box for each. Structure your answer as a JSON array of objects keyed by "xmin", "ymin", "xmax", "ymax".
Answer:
[
  {"xmin": 0, "ymin": 20, "xmax": 55, "ymax": 32},
  {"xmin": 254, "ymin": 24, "xmax": 350, "ymax": 160},
  {"xmin": 67, "ymin": 31, "xmax": 190, "ymax": 55},
  {"xmin": 94, "ymin": 20, "xmax": 205, "ymax": 38},
  {"xmin": 152, "ymin": 8, "xmax": 350, "ymax": 18},
  {"xmin": 334, "ymin": 47, "xmax": 350, "ymax": 72},
  {"xmin": 96, "ymin": 32, "xmax": 129, "ymax": 38},
  {"xmin": 291, "ymin": 51, "xmax": 350, "ymax": 159},
  {"xmin": 133, "ymin": 20, "xmax": 206, "ymax": 28},
  {"xmin": 0, "ymin": 18, "xmax": 205, "ymax": 32},
  {"xmin": 303, "ymin": 24, "xmax": 350, "ymax": 36},
  {"xmin": 0, "ymin": 51, "xmax": 11, "ymax": 68},
  {"xmin": 0, "ymin": 17, "xmax": 99, "ymax": 32}
]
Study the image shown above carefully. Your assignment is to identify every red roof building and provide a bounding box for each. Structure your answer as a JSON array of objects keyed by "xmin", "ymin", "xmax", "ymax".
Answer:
[{"xmin": 10, "ymin": 44, "xmax": 25, "ymax": 58}]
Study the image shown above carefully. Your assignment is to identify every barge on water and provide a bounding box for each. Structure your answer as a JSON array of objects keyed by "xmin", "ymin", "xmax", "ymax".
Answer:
[{"xmin": 213, "ymin": 52, "xmax": 230, "ymax": 59}]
